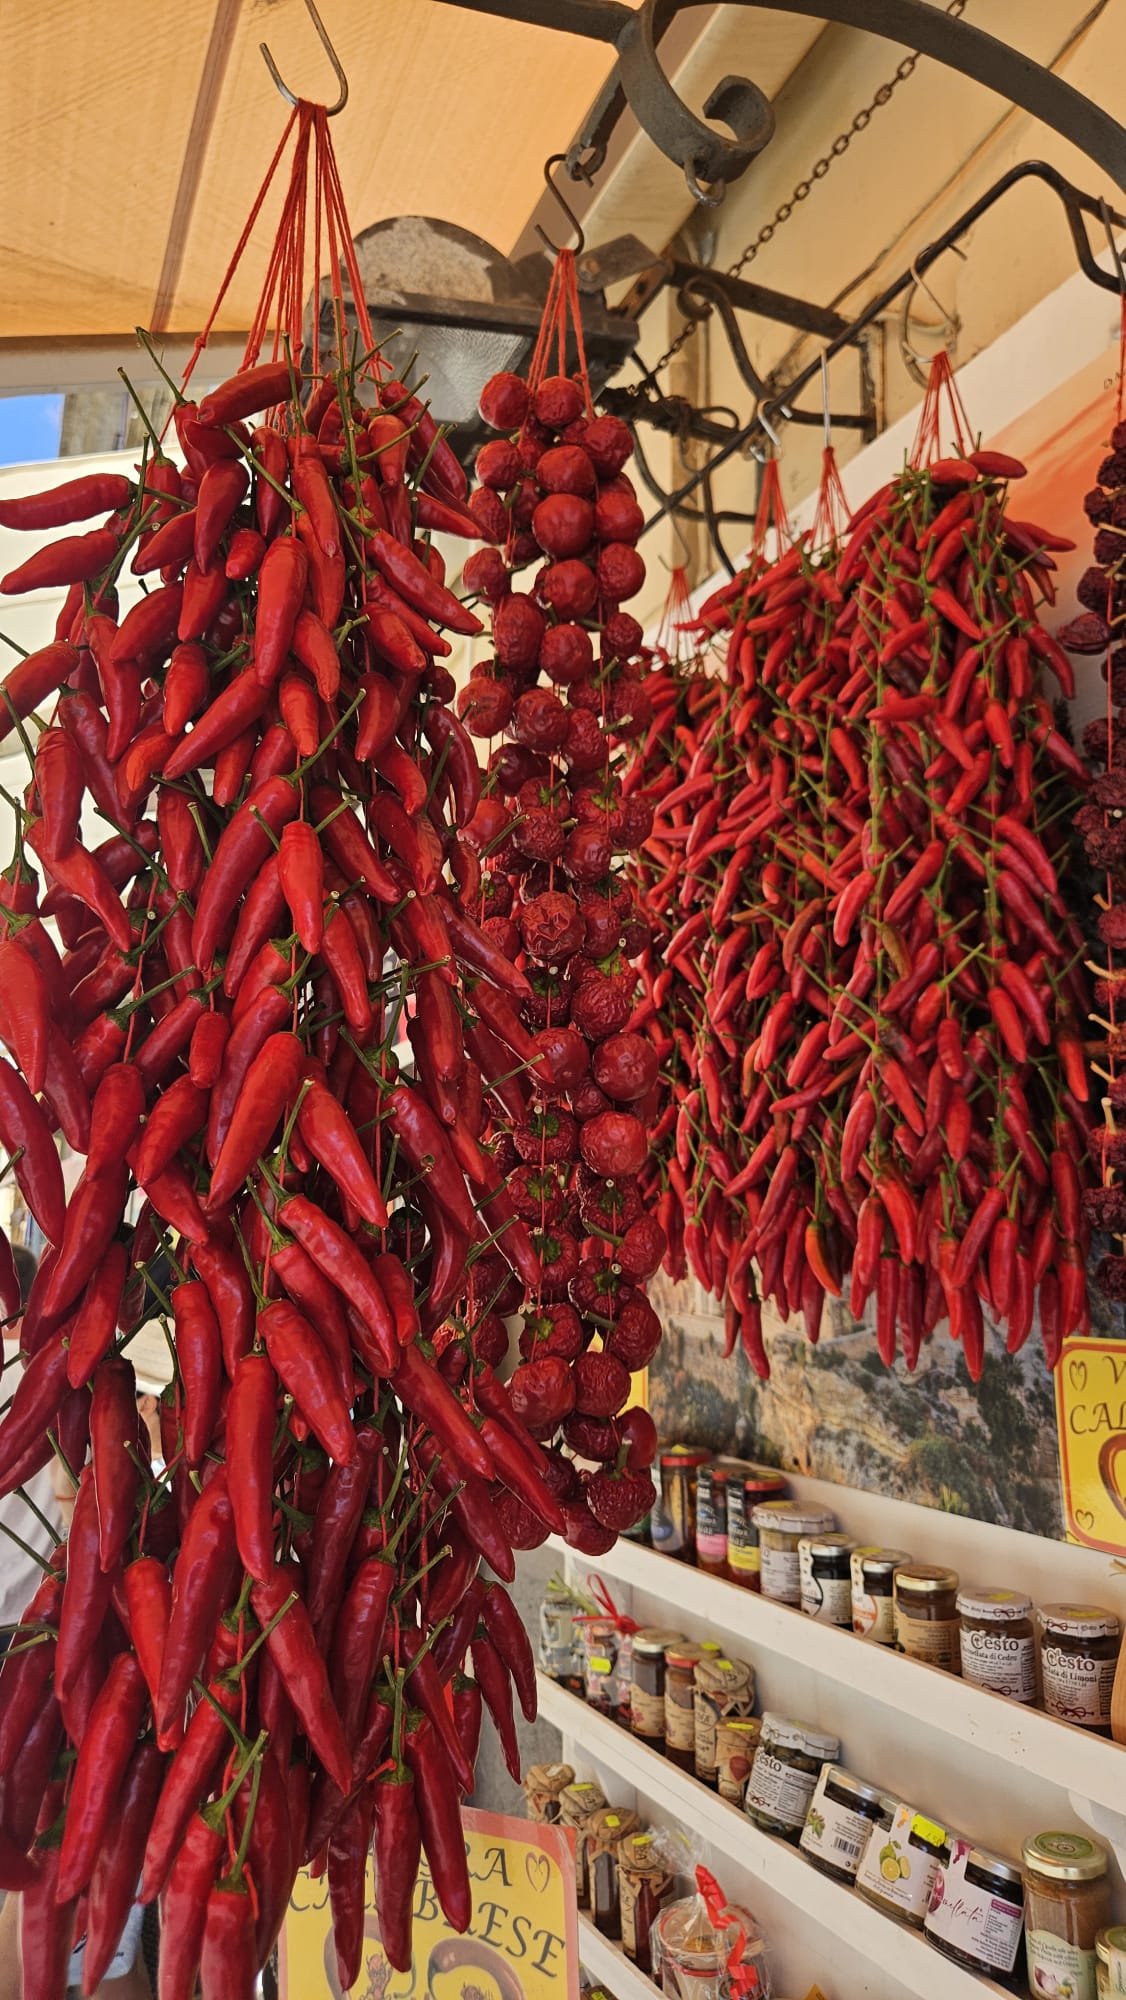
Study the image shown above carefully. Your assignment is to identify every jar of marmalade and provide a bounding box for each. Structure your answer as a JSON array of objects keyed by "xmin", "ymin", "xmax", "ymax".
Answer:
[
  {"xmin": 559, "ymin": 1779, "xmax": 607, "ymax": 1908},
  {"xmin": 1039, "ymin": 1604, "xmax": 1122, "ymax": 1734},
  {"xmin": 651, "ymin": 1447, "xmax": 711, "ymax": 1562},
  {"xmin": 893, "ymin": 1564, "xmax": 961, "ymax": 1671},
  {"xmin": 631, "ymin": 1628, "xmax": 685, "ymax": 1752},
  {"xmin": 588, "ymin": 1807, "xmax": 642, "ymax": 1940},
  {"xmin": 726, "ymin": 1469, "xmax": 788, "ymax": 1589},
  {"xmin": 663, "ymin": 1642, "xmax": 703, "ymax": 1771}
]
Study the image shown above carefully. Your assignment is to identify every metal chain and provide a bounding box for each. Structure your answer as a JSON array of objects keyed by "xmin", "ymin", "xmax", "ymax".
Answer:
[{"xmin": 647, "ymin": 0, "xmax": 969, "ymax": 380}]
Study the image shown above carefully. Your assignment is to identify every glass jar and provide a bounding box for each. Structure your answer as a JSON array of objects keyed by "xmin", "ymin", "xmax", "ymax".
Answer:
[
  {"xmin": 631, "ymin": 1627, "xmax": 685, "ymax": 1752},
  {"xmin": 650, "ymin": 1898, "xmax": 770, "ymax": 1999},
  {"xmin": 924, "ymin": 1837, "xmax": 1025, "ymax": 1983},
  {"xmin": 726, "ymin": 1468, "xmax": 788, "ymax": 1589},
  {"xmin": 799, "ymin": 1765, "xmax": 890, "ymax": 1883},
  {"xmin": 651, "ymin": 1446, "xmax": 711, "ymax": 1562},
  {"xmin": 893, "ymin": 1563, "xmax": 961, "ymax": 1671},
  {"xmin": 611, "ymin": 1629, "xmax": 633, "ymax": 1724},
  {"xmin": 558, "ymin": 1778, "xmax": 607, "ymax": 1909},
  {"xmin": 521, "ymin": 1761, "xmax": 574, "ymax": 1824},
  {"xmin": 798, "ymin": 1533, "xmax": 857, "ymax": 1625},
  {"xmin": 663, "ymin": 1642, "xmax": 703, "ymax": 1771},
  {"xmin": 617, "ymin": 1831, "xmax": 674, "ymax": 1974},
  {"xmin": 850, "ymin": 1546, "xmax": 911, "ymax": 1643},
  {"xmin": 539, "ymin": 1580, "xmax": 581, "ymax": 1688},
  {"xmin": 855, "ymin": 1803, "xmax": 947, "ymax": 1927},
  {"xmin": 1023, "ymin": 1830, "xmax": 1112, "ymax": 2000},
  {"xmin": 752, "ymin": 1501, "xmax": 835, "ymax": 1605},
  {"xmin": 715, "ymin": 1717, "xmax": 761, "ymax": 1804},
  {"xmin": 744, "ymin": 1712, "xmax": 840, "ymax": 1841},
  {"xmin": 693, "ymin": 1654, "xmax": 755, "ymax": 1788},
  {"xmin": 1040, "ymin": 1604, "xmax": 1122, "ymax": 1734},
  {"xmin": 957, "ymin": 1586, "xmax": 1037, "ymax": 1703},
  {"xmin": 1097, "ymin": 1925, "xmax": 1126, "ymax": 1996},
  {"xmin": 581, "ymin": 1617, "xmax": 619, "ymax": 1715},
  {"xmin": 588, "ymin": 1806, "xmax": 642, "ymax": 1940}
]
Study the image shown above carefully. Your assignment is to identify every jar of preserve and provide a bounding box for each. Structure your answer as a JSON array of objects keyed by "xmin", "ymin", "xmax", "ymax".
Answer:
[
  {"xmin": 799, "ymin": 1765, "xmax": 890, "ymax": 1883},
  {"xmin": 663, "ymin": 1642, "xmax": 703, "ymax": 1770},
  {"xmin": 850, "ymin": 1546, "xmax": 911, "ymax": 1643},
  {"xmin": 588, "ymin": 1807, "xmax": 642, "ymax": 1940},
  {"xmin": 611, "ymin": 1628, "xmax": 633, "ymax": 1723},
  {"xmin": 957, "ymin": 1587, "xmax": 1037, "ymax": 1703},
  {"xmin": 727, "ymin": 1468, "xmax": 788, "ymax": 1588},
  {"xmin": 715, "ymin": 1717, "xmax": 761, "ymax": 1804},
  {"xmin": 893, "ymin": 1563, "xmax": 961, "ymax": 1671},
  {"xmin": 1023, "ymin": 1830, "xmax": 1112, "ymax": 2000},
  {"xmin": 651, "ymin": 1446, "xmax": 711, "ymax": 1562},
  {"xmin": 1096, "ymin": 1925, "xmax": 1126, "ymax": 1996},
  {"xmin": 581, "ymin": 1617, "xmax": 619, "ymax": 1715},
  {"xmin": 631, "ymin": 1628, "xmax": 684, "ymax": 1752},
  {"xmin": 617, "ymin": 1831, "xmax": 674, "ymax": 1974},
  {"xmin": 924, "ymin": 1837, "xmax": 1025, "ymax": 1983},
  {"xmin": 559, "ymin": 1778, "xmax": 607, "ymax": 1908},
  {"xmin": 522, "ymin": 1761, "xmax": 574, "ymax": 1824},
  {"xmin": 693, "ymin": 1654, "xmax": 754, "ymax": 1788},
  {"xmin": 539, "ymin": 1581, "xmax": 581, "ymax": 1688},
  {"xmin": 855, "ymin": 1803, "xmax": 947, "ymax": 1927},
  {"xmin": 695, "ymin": 1461, "xmax": 734, "ymax": 1574},
  {"xmin": 1040, "ymin": 1604, "xmax": 1122, "ymax": 1733},
  {"xmin": 752, "ymin": 1501, "xmax": 834, "ymax": 1605},
  {"xmin": 650, "ymin": 1897, "xmax": 770, "ymax": 1999},
  {"xmin": 798, "ymin": 1533, "xmax": 857, "ymax": 1625},
  {"xmin": 745, "ymin": 1712, "xmax": 839, "ymax": 1840}
]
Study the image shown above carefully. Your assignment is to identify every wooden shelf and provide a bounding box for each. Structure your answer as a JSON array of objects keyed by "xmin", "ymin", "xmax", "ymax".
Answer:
[
  {"xmin": 576, "ymin": 1914, "xmax": 659, "ymax": 2000},
  {"xmin": 539, "ymin": 1674, "xmax": 1013, "ymax": 2000}
]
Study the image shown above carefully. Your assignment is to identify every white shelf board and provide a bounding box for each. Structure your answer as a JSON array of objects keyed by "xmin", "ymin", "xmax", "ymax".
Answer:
[
  {"xmin": 539, "ymin": 1674, "xmax": 1011, "ymax": 2000},
  {"xmin": 576, "ymin": 1913, "xmax": 658, "ymax": 2000},
  {"xmin": 546, "ymin": 1533, "xmax": 1126, "ymax": 1821}
]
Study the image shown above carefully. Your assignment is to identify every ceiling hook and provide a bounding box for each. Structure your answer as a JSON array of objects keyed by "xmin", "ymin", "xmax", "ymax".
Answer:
[
  {"xmin": 1099, "ymin": 196, "xmax": 1126, "ymax": 293},
  {"xmin": 536, "ymin": 154, "xmax": 587, "ymax": 258},
  {"xmin": 260, "ymin": 0, "xmax": 349, "ymax": 117}
]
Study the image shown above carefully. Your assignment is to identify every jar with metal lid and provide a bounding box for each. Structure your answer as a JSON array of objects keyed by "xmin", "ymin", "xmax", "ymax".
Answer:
[
  {"xmin": 727, "ymin": 1468, "xmax": 788, "ymax": 1589},
  {"xmin": 957, "ymin": 1587, "xmax": 1037, "ymax": 1703},
  {"xmin": 588, "ymin": 1806, "xmax": 642, "ymax": 1940},
  {"xmin": 650, "ymin": 1897, "xmax": 770, "ymax": 2000},
  {"xmin": 850, "ymin": 1546, "xmax": 911, "ymax": 1643},
  {"xmin": 558, "ymin": 1778, "xmax": 607, "ymax": 1908},
  {"xmin": 693, "ymin": 1654, "xmax": 755, "ymax": 1787},
  {"xmin": 617, "ymin": 1831, "xmax": 674, "ymax": 1974},
  {"xmin": 663, "ymin": 1642, "xmax": 703, "ymax": 1770},
  {"xmin": 798, "ymin": 1533, "xmax": 857, "ymax": 1625},
  {"xmin": 715, "ymin": 1716, "xmax": 761, "ymax": 1804},
  {"xmin": 752, "ymin": 1501, "xmax": 835, "ymax": 1606},
  {"xmin": 539, "ymin": 1580, "xmax": 581, "ymax": 1688},
  {"xmin": 1040, "ymin": 1604, "xmax": 1122, "ymax": 1734},
  {"xmin": 855, "ymin": 1803, "xmax": 947, "ymax": 1926},
  {"xmin": 522, "ymin": 1761, "xmax": 574, "ymax": 1824},
  {"xmin": 799, "ymin": 1765, "xmax": 890, "ymax": 1883},
  {"xmin": 631, "ymin": 1627, "xmax": 685, "ymax": 1752},
  {"xmin": 893, "ymin": 1563, "xmax": 961, "ymax": 1672},
  {"xmin": 651, "ymin": 1446, "xmax": 711, "ymax": 1562},
  {"xmin": 1097, "ymin": 1924, "xmax": 1126, "ymax": 1996},
  {"xmin": 1023, "ymin": 1830, "xmax": 1112, "ymax": 2000},
  {"xmin": 581, "ymin": 1617, "xmax": 619, "ymax": 1715},
  {"xmin": 745, "ymin": 1712, "xmax": 840, "ymax": 1840},
  {"xmin": 924, "ymin": 1836, "xmax": 1025, "ymax": 1982}
]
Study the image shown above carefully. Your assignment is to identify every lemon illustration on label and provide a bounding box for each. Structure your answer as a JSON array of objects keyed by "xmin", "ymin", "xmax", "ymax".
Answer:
[{"xmin": 878, "ymin": 1841, "xmax": 905, "ymax": 1882}]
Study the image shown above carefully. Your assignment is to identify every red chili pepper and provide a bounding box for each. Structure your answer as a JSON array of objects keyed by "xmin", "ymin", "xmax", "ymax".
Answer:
[
  {"xmin": 159, "ymin": 1813, "xmax": 225, "ymax": 2000},
  {"xmin": 481, "ymin": 1581, "xmax": 537, "ymax": 1723},
  {"xmin": 312, "ymin": 786, "xmax": 401, "ymax": 901},
  {"xmin": 259, "ymin": 1297, "xmax": 356, "ymax": 1464},
  {"xmin": 55, "ymin": 1468, "xmax": 112, "ymax": 1703},
  {"xmin": 278, "ymin": 1193, "xmax": 398, "ymax": 1375},
  {"xmin": 20, "ymin": 1822, "xmax": 78, "ymax": 2000},
  {"xmin": 372, "ymin": 1763, "xmax": 423, "ymax": 1973},
  {"xmin": 1, "ymin": 526, "xmax": 118, "ymax": 596},
  {"xmin": 81, "ymin": 1737, "xmax": 163, "ymax": 1990},
  {"xmin": 56, "ymin": 1652, "xmax": 147, "ymax": 1902},
  {"xmin": 0, "ymin": 1059, "xmax": 66, "ymax": 1242},
  {"xmin": 192, "ymin": 775, "xmax": 300, "ymax": 974},
  {"xmin": 156, "ymin": 1470, "xmax": 239, "ymax": 1747},
  {"xmin": 134, "ymin": 1074, "xmax": 210, "ymax": 1186},
  {"xmin": 404, "ymin": 1713, "xmax": 473, "ymax": 1931},
  {"xmin": 250, "ymin": 1564, "xmax": 352, "ymax": 1794},
  {"xmin": 208, "ymin": 1029, "xmax": 303, "ymax": 1209},
  {"xmin": 89, "ymin": 1353, "xmax": 139, "ymax": 1574}
]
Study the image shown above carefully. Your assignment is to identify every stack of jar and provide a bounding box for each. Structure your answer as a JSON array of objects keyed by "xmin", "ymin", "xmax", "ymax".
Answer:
[
  {"xmin": 522, "ymin": 1767, "xmax": 677, "ymax": 1976},
  {"xmin": 648, "ymin": 1445, "xmax": 788, "ymax": 1586}
]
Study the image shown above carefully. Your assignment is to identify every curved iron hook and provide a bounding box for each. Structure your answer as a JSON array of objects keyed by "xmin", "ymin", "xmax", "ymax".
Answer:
[
  {"xmin": 535, "ymin": 155, "xmax": 588, "ymax": 257},
  {"xmin": 261, "ymin": 0, "xmax": 349, "ymax": 117}
]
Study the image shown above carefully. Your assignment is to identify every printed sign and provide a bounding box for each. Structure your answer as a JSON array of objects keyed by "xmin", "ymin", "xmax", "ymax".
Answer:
[
  {"xmin": 279, "ymin": 1805, "xmax": 579, "ymax": 2000},
  {"xmin": 1054, "ymin": 1336, "xmax": 1126, "ymax": 1556}
]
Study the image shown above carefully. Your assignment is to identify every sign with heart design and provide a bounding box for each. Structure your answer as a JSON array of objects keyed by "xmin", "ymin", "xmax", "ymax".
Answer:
[{"xmin": 1055, "ymin": 1337, "xmax": 1126, "ymax": 1556}]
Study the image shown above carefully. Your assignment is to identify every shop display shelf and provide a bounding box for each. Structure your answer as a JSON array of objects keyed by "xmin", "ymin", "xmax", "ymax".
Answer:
[
  {"xmin": 545, "ymin": 1532, "xmax": 1126, "ymax": 1820},
  {"xmin": 538, "ymin": 1674, "xmax": 1013, "ymax": 2000},
  {"xmin": 576, "ymin": 1913, "xmax": 659, "ymax": 2000}
]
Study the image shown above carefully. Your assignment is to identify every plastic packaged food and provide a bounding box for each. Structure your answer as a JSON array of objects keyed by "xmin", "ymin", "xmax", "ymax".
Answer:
[
  {"xmin": 559, "ymin": 1778, "xmax": 607, "ymax": 1908},
  {"xmin": 588, "ymin": 1806, "xmax": 642, "ymax": 1940},
  {"xmin": 715, "ymin": 1716, "xmax": 762, "ymax": 1804},
  {"xmin": 850, "ymin": 1546, "xmax": 911, "ymax": 1643},
  {"xmin": 522, "ymin": 1761, "xmax": 574, "ymax": 1824},
  {"xmin": 799, "ymin": 1765, "xmax": 891, "ymax": 1883},
  {"xmin": 693, "ymin": 1654, "xmax": 755, "ymax": 1788},
  {"xmin": 752, "ymin": 1501, "xmax": 835, "ymax": 1605},
  {"xmin": 617, "ymin": 1831, "xmax": 675, "ymax": 1974},
  {"xmin": 1022, "ymin": 1830, "xmax": 1111, "ymax": 2000},
  {"xmin": 651, "ymin": 1446, "xmax": 711, "ymax": 1562},
  {"xmin": 924, "ymin": 1836, "xmax": 1025, "ymax": 1982},
  {"xmin": 539, "ymin": 1579, "xmax": 581, "ymax": 1687},
  {"xmin": 631, "ymin": 1627, "xmax": 686, "ymax": 1752},
  {"xmin": 650, "ymin": 1891, "xmax": 771, "ymax": 1999},
  {"xmin": 957, "ymin": 1587, "xmax": 1037, "ymax": 1703},
  {"xmin": 855, "ymin": 1802, "xmax": 947, "ymax": 1926},
  {"xmin": 726, "ymin": 1468, "xmax": 788, "ymax": 1588},
  {"xmin": 580, "ymin": 1616, "xmax": 619, "ymax": 1715},
  {"xmin": 1039, "ymin": 1604, "xmax": 1122, "ymax": 1733},
  {"xmin": 893, "ymin": 1563, "xmax": 961, "ymax": 1671},
  {"xmin": 798, "ymin": 1533, "xmax": 857, "ymax": 1625},
  {"xmin": 744, "ymin": 1713, "xmax": 839, "ymax": 1840}
]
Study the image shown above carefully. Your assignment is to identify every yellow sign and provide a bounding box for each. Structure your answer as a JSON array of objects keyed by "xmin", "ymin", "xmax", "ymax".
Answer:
[
  {"xmin": 1054, "ymin": 1336, "xmax": 1126, "ymax": 1556},
  {"xmin": 279, "ymin": 1806, "xmax": 579, "ymax": 2000}
]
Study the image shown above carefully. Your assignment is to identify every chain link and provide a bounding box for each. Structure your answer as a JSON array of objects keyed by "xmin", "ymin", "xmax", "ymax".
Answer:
[{"xmin": 647, "ymin": 0, "xmax": 968, "ymax": 379}]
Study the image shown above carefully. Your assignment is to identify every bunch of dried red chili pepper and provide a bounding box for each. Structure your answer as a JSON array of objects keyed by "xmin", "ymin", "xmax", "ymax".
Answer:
[
  {"xmin": 0, "ymin": 102, "xmax": 591, "ymax": 1998},
  {"xmin": 628, "ymin": 366, "xmax": 1093, "ymax": 1379}
]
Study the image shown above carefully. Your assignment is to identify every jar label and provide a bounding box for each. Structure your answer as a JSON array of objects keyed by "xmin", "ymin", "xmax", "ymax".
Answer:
[
  {"xmin": 631, "ymin": 1683, "xmax": 665, "ymax": 1742},
  {"xmin": 960, "ymin": 1627, "xmax": 1037, "ymax": 1702},
  {"xmin": 664, "ymin": 1679, "xmax": 695, "ymax": 1754},
  {"xmin": 745, "ymin": 1748, "xmax": 819, "ymax": 1832},
  {"xmin": 696, "ymin": 1477, "xmax": 725, "ymax": 1544},
  {"xmin": 696, "ymin": 1530, "xmax": 727, "ymax": 1564},
  {"xmin": 1026, "ymin": 1929, "xmax": 1098, "ymax": 2000},
  {"xmin": 716, "ymin": 1728, "xmax": 758, "ymax": 1803},
  {"xmin": 855, "ymin": 1804, "xmax": 939, "ymax": 1920},
  {"xmin": 923, "ymin": 1837, "xmax": 1023, "ymax": 1975},
  {"xmin": 619, "ymin": 1871, "xmax": 670, "ymax": 1961},
  {"xmin": 896, "ymin": 1609, "xmax": 960, "ymax": 1672},
  {"xmin": 800, "ymin": 1571, "xmax": 853, "ymax": 1625},
  {"xmin": 759, "ymin": 1542, "xmax": 801, "ymax": 1603},
  {"xmin": 728, "ymin": 1538, "xmax": 762, "ymax": 1577},
  {"xmin": 852, "ymin": 1586, "xmax": 896, "ymax": 1644},
  {"xmin": 1042, "ymin": 1644, "xmax": 1116, "ymax": 1727},
  {"xmin": 799, "ymin": 1773, "xmax": 876, "ymax": 1880},
  {"xmin": 694, "ymin": 1687, "xmax": 754, "ymax": 1780}
]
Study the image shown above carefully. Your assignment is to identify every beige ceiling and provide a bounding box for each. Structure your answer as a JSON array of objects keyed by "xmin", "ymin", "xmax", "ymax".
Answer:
[{"xmin": 0, "ymin": 0, "xmax": 642, "ymax": 341}]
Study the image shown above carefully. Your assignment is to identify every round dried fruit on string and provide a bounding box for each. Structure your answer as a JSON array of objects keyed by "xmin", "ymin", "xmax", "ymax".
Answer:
[
  {"xmin": 620, "ymin": 1407, "xmax": 658, "ymax": 1471},
  {"xmin": 462, "ymin": 546, "xmax": 510, "ymax": 603},
  {"xmin": 457, "ymin": 675, "xmax": 513, "ymax": 737},
  {"xmin": 462, "ymin": 794, "xmax": 513, "ymax": 855},
  {"xmin": 496, "ymin": 1488, "xmax": 552, "ymax": 1551},
  {"xmin": 569, "ymin": 1076, "xmax": 614, "ymax": 1124},
  {"xmin": 563, "ymin": 822, "xmax": 613, "ymax": 884},
  {"xmin": 542, "ymin": 1447, "xmax": 582, "ymax": 1499},
  {"xmin": 494, "ymin": 592, "xmax": 547, "ymax": 671},
  {"xmin": 509, "ymin": 1164, "xmax": 566, "ymax": 1223},
  {"xmin": 594, "ymin": 490, "xmax": 644, "ymax": 545},
  {"xmin": 577, "ymin": 1174, "xmax": 643, "ymax": 1234},
  {"xmin": 564, "ymin": 1412, "xmax": 622, "ymax": 1461},
  {"xmin": 479, "ymin": 370, "xmax": 530, "ymax": 431},
  {"xmin": 602, "ymin": 610, "xmax": 644, "ymax": 663},
  {"xmin": 481, "ymin": 915, "xmax": 521, "ymax": 960},
  {"xmin": 605, "ymin": 1295, "xmax": 663, "ymax": 1369},
  {"xmin": 614, "ymin": 1215, "xmax": 667, "ymax": 1285},
  {"xmin": 563, "ymin": 707, "xmax": 607, "ymax": 776},
  {"xmin": 598, "ymin": 543, "xmax": 646, "ymax": 603},
  {"xmin": 1084, "ymin": 1185, "xmax": 1126, "ymax": 1229},
  {"xmin": 1095, "ymin": 1254, "xmax": 1126, "ymax": 1300},
  {"xmin": 538, "ymin": 444, "xmax": 597, "ymax": 496},
  {"xmin": 593, "ymin": 1031, "xmax": 660, "ymax": 1102},
  {"xmin": 534, "ymin": 374, "xmax": 586, "ymax": 431},
  {"xmin": 520, "ymin": 1303, "xmax": 586, "ymax": 1363},
  {"xmin": 468, "ymin": 487, "xmax": 509, "ymax": 544},
  {"xmin": 571, "ymin": 975, "xmax": 632, "ymax": 1041},
  {"xmin": 532, "ymin": 1024, "xmax": 589, "ymax": 1091},
  {"xmin": 513, "ymin": 687, "xmax": 569, "ymax": 753},
  {"xmin": 532, "ymin": 493, "xmax": 595, "ymax": 560},
  {"xmin": 512, "ymin": 807, "xmax": 565, "ymax": 864},
  {"xmin": 536, "ymin": 1229, "xmax": 582, "ymax": 1299},
  {"xmin": 581, "ymin": 414, "xmax": 634, "ymax": 478},
  {"xmin": 472, "ymin": 1312, "xmax": 510, "ymax": 1367},
  {"xmin": 519, "ymin": 890, "xmax": 586, "ymax": 962},
  {"xmin": 520, "ymin": 965, "xmax": 574, "ymax": 1027},
  {"xmin": 513, "ymin": 1106, "xmax": 579, "ymax": 1165},
  {"xmin": 573, "ymin": 1349, "xmax": 631, "ymax": 1418},
  {"xmin": 508, "ymin": 1353, "xmax": 576, "ymax": 1432},
  {"xmin": 586, "ymin": 1466, "xmax": 656, "ymax": 1532},
  {"xmin": 561, "ymin": 1499, "xmax": 618, "ymax": 1555},
  {"xmin": 476, "ymin": 439, "xmax": 521, "ymax": 491},
  {"xmin": 542, "ymin": 558, "xmax": 599, "ymax": 621},
  {"xmin": 580, "ymin": 1109, "xmax": 648, "ymax": 1178},
  {"xmin": 540, "ymin": 622, "xmax": 595, "ymax": 687},
  {"xmin": 1098, "ymin": 905, "xmax": 1126, "ymax": 949}
]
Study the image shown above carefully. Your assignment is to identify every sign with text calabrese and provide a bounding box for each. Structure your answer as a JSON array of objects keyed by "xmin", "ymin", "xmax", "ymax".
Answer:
[
  {"xmin": 279, "ymin": 1806, "xmax": 579, "ymax": 2000},
  {"xmin": 1054, "ymin": 1335, "xmax": 1126, "ymax": 1556}
]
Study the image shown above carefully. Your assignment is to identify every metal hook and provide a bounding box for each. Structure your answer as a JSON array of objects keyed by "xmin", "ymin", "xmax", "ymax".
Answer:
[
  {"xmin": 260, "ymin": 0, "xmax": 349, "ymax": 117},
  {"xmin": 820, "ymin": 352, "xmax": 831, "ymax": 450},
  {"xmin": 535, "ymin": 155, "xmax": 587, "ymax": 257},
  {"xmin": 1099, "ymin": 197, "xmax": 1126, "ymax": 294}
]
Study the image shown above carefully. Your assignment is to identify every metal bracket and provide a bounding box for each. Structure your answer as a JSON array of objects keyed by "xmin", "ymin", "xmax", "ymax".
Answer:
[{"xmin": 433, "ymin": 0, "xmax": 1126, "ymax": 205}]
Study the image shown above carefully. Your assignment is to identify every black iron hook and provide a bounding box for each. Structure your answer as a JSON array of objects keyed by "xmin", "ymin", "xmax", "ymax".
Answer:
[
  {"xmin": 535, "ymin": 155, "xmax": 588, "ymax": 257},
  {"xmin": 261, "ymin": 0, "xmax": 349, "ymax": 117}
]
